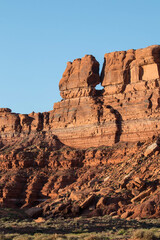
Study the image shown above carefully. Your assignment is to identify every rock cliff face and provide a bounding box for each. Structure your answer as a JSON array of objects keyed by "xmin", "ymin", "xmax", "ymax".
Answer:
[
  {"xmin": 1, "ymin": 45, "xmax": 160, "ymax": 149},
  {"xmin": 0, "ymin": 45, "xmax": 160, "ymax": 220},
  {"xmin": 53, "ymin": 45, "xmax": 160, "ymax": 148}
]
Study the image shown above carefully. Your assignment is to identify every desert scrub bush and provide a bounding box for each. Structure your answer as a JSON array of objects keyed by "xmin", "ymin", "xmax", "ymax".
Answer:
[
  {"xmin": 13, "ymin": 234, "xmax": 32, "ymax": 240},
  {"xmin": 133, "ymin": 229, "xmax": 158, "ymax": 240},
  {"xmin": 117, "ymin": 228, "xmax": 126, "ymax": 235},
  {"xmin": 0, "ymin": 233, "xmax": 5, "ymax": 240},
  {"xmin": 33, "ymin": 233, "xmax": 67, "ymax": 240},
  {"xmin": 84, "ymin": 235, "xmax": 108, "ymax": 240}
]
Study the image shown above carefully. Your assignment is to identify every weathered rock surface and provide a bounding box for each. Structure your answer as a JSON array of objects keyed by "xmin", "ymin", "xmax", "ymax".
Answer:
[
  {"xmin": 0, "ymin": 45, "xmax": 160, "ymax": 220},
  {"xmin": 54, "ymin": 45, "xmax": 160, "ymax": 148},
  {"xmin": 1, "ymin": 45, "xmax": 160, "ymax": 148},
  {"xmin": 59, "ymin": 55, "xmax": 100, "ymax": 99},
  {"xmin": 0, "ymin": 135, "xmax": 160, "ymax": 220}
]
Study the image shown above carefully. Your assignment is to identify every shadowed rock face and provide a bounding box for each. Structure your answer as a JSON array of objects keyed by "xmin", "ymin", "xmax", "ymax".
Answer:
[{"xmin": 1, "ymin": 45, "xmax": 160, "ymax": 148}]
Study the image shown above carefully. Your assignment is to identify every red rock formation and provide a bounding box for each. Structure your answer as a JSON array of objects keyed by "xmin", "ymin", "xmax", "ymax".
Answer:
[
  {"xmin": 0, "ymin": 45, "xmax": 160, "ymax": 220},
  {"xmin": 1, "ymin": 45, "xmax": 160, "ymax": 149},
  {"xmin": 0, "ymin": 134, "xmax": 159, "ymax": 219},
  {"xmin": 59, "ymin": 55, "xmax": 100, "ymax": 99},
  {"xmin": 101, "ymin": 49, "xmax": 135, "ymax": 88},
  {"xmin": 52, "ymin": 45, "xmax": 160, "ymax": 148}
]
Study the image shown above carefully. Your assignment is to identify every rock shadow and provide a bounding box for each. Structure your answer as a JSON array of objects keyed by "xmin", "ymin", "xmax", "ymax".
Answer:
[
  {"xmin": 152, "ymin": 46, "xmax": 160, "ymax": 77},
  {"xmin": 105, "ymin": 105, "xmax": 123, "ymax": 143}
]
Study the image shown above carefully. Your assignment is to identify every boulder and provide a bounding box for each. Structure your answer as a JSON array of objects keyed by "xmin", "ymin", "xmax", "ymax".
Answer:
[
  {"xmin": 144, "ymin": 142, "xmax": 159, "ymax": 157},
  {"xmin": 80, "ymin": 194, "xmax": 95, "ymax": 209},
  {"xmin": 131, "ymin": 187, "xmax": 153, "ymax": 203},
  {"xmin": 25, "ymin": 207, "xmax": 43, "ymax": 218}
]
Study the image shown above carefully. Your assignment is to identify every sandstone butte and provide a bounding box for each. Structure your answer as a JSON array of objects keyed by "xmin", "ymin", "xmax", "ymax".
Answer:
[
  {"xmin": 0, "ymin": 45, "xmax": 160, "ymax": 220},
  {"xmin": 1, "ymin": 45, "xmax": 160, "ymax": 148}
]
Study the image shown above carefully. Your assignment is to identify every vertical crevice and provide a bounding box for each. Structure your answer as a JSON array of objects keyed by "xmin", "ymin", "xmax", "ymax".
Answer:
[
  {"xmin": 92, "ymin": 95, "xmax": 104, "ymax": 125},
  {"xmin": 37, "ymin": 113, "xmax": 44, "ymax": 131},
  {"xmin": 105, "ymin": 105, "xmax": 123, "ymax": 143},
  {"xmin": 148, "ymin": 93, "xmax": 153, "ymax": 110},
  {"xmin": 100, "ymin": 57, "xmax": 106, "ymax": 85}
]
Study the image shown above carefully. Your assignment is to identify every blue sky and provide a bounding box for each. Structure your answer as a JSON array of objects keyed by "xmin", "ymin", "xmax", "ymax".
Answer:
[{"xmin": 0, "ymin": 0, "xmax": 160, "ymax": 114}]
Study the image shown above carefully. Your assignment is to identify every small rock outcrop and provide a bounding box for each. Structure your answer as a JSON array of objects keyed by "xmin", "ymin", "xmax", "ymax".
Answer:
[{"xmin": 59, "ymin": 55, "xmax": 100, "ymax": 99}]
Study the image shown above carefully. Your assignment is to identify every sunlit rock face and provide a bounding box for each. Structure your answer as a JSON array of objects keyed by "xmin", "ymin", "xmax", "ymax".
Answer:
[
  {"xmin": 52, "ymin": 45, "xmax": 160, "ymax": 148},
  {"xmin": 1, "ymin": 45, "xmax": 160, "ymax": 148},
  {"xmin": 0, "ymin": 46, "xmax": 160, "ymax": 219},
  {"xmin": 59, "ymin": 55, "xmax": 100, "ymax": 99}
]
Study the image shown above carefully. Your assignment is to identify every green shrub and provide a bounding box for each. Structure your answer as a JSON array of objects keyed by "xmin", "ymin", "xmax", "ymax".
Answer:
[{"xmin": 117, "ymin": 228, "xmax": 126, "ymax": 235}]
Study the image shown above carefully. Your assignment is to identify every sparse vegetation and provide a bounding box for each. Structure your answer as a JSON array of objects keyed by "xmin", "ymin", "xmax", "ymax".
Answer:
[
  {"xmin": 133, "ymin": 229, "xmax": 158, "ymax": 240},
  {"xmin": 0, "ymin": 209, "xmax": 160, "ymax": 240},
  {"xmin": 0, "ymin": 233, "xmax": 5, "ymax": 240},
  {"xmin": 117, "ymin": 228, "xmax": 126, "ymax": 235}
]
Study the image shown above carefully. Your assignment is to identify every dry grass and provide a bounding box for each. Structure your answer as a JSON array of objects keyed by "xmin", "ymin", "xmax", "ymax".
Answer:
[
  {"xmin": 132, "ymin": 229, "xmax": 158, "ymax": 240},
  {"xmin": 0, "ymin": 209, "xmax": 160, "ymax": 240}
]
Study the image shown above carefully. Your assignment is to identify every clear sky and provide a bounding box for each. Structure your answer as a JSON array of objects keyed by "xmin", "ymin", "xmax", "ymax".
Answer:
[{"xmin": 1, "ymin": 0, "xmax": 160, "ymax": 114}]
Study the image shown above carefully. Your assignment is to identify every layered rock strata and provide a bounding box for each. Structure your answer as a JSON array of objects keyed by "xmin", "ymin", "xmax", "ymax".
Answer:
[
  {"xmin": 1, "ymin": 45, "xmax": 160, "ymax": 148},
  {"xmin": 0, "ymin": 134, "xmax": 160, "ymax": 219},
  {"xmin": 0, "ymin": 45, "xmax": 160, "ymax": 220}
]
